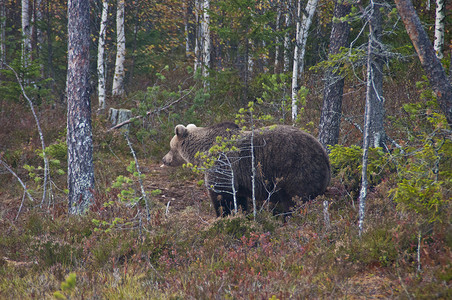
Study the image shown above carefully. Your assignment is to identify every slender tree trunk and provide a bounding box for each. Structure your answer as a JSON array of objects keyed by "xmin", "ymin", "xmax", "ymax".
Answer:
[
  {"xmin": 194, "ymin": 0, "xmax": 202, "ymax": 72},
  {"xmin": 67, "ymin": 0, "xmax": 94, "ymax": 214},
  {"xmin": 368, "ymin": 3, "xmax": 385, "ymax": 148},
  {"xmin": 97, "ymin": 0, "xmax": 108, "ymax": 112},
  {"xmin": 433, "ymin": 0, "xmax": 445, "ymax": 59},
  {"xmin": 395, "ymin": 0, "xmax": 452, "ymax": 126},
  {"xmin": 184, "ymin": 1, "xmax": 190, "ymax": 58},
  {"xmin": 22, "ymin": 0, "xmax": 31, "ymax": 70},
  {"xmin": 112, "ymin": 0, "xmax": 125, "ymax": 96},
  {"xmin": 318, "ymin": 0, "xmax": 351, "ymax": 149},
  {"xmin": 291, "ymin": 0, "xmax": 318, "ymax": 122},
  {"xmin": 291, "ymin": 0, "xmax": 301, "ymax": 121},
  {"xmin": 201, "ymin": 0, "xmax": 210, "ymax": 87},
  {"xmin": 0, "ymin": 0, "xmax": 6, "ymax": 64},
  {"xmin": 274, "ymin": 7, "xmax": 281, "ymax": 73},
  {"xmin": 283, "ymin": 0, "xmax": 292, "ymax": 72}
]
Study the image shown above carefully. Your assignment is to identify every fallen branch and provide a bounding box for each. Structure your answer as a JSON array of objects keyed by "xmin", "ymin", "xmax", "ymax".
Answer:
[{"xmin": 108, "ymin": 85, "xmax": 196, "ymax": 131}]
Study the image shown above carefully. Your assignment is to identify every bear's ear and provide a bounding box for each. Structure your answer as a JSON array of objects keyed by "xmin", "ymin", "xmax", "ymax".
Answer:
[
  {"xmin": 186, "ymin": 124, "xmax": 197, "ymax": 130},
  {"xmin": 175, "ymin": 125, "xmax": 188, "ymax": 138}
]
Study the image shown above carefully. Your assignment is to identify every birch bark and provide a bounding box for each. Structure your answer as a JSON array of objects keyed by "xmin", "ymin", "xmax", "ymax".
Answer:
[
  {"xmin": 201, "ymin": 0, "xmax": 211, "ymax": 85},
  {"xmin": 283, "ymin": 0, "xmax": 292, "ymax": 72},
  {"xmin": 0, "ymin": 0, "xmax": 5, "ymax": 64},
  {"xmin": 433, "ymin": 0, "xmax": 445, "ymax": 59},
  {"xmin": 97, "ymin": 0, "xmax": 108, "ymax": 111},
  {"xmin": 22, "ymin": 0, "xmax": 31, "ymax": 69},
  {"xmin": 291, "ymin": 0, "xmax": 319, "ymax": 121},
  {"xmin": 112, "ymin": 0, "xmax": 125, "ymax": 96}
]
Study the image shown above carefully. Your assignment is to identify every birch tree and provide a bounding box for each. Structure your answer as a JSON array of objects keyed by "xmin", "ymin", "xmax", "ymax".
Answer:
[
  {"xmin": 283, "ymin": 0, "xmax": 292, "ymax": 72},
  {"xmin": 274, "ymin": 4, "xmax": 282, "ymax": 72},
  {"xmin": 433, "ymin": 0, "xmax": 445, "ymax": 59},
  {"xmin": 318, "ymin": 0, "xmax": 351, "ymax": 149},
  {"xmin": 201, "ymin": 0, "xmax": 211, "ymax": 86},
  {"xmin": 97, "ymin": 0, "xmax": 108, "ymax": 111},
  {"xmin": 395, "ymin": 0, "xmax": 452, "ymax": 127},
  {"xmin": 22, "ymin": 0, "xmax": 31, "ymax": 70},
  {"xmin": 194, "ymin": 0, "xmax": 202, "ymax": 72},
  {"xmin": 112, "ymin": 0, "xmax": 125, "ymax": 96},
  {"xmin": 0, "ymin": 0, "xmax": 5, "ymax": 64},
  {"xmin": 67, "ymin": 0, "xmax": 94, "ymax": 214},
  {"xmin": 291, "ymin": 0, "xmax": 318, "ymax": 122}
]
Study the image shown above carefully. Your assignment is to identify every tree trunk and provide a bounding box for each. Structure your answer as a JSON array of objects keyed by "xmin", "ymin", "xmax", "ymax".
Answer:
[
  {"xmin": 368, "ymin": 3, "xmax": 385, "ymax": 148},
  {"xmin": 395, "ymin": 0, "xmax": 452, "ymax": 127},
  {"xmin": 291, "ymin": 0, "xmax": 319, "ymax": 122},
  {"xmin": 274, "ymin": 7, "xmax": 281, "ymax": 73},
  {"xmin": 318, "ymin": 0, "xmax": 351, "ymax": 149},
  {"xmin": 97, "ymin": 0, "xmax": 108, "ymax": 112},
  {"xmin": 22, "ymin": 0, "xmax": 31, "ymax": 70},
  {"xmin": 184, "ymin": 1, "xmax": 190, "ymax": 58},
  {"xmin": 283, "ymin": 0, "xmax": 292, "ymax": 73},
  {"xmin": 201, "ymin": 0, "xmax": 211, "ymax": 88},
  {"xmin": 112, "ymin": 0, "xmax": 125, "ymax": 96},
  {"xmin": 67, "ymin": 0, "xmax": 94, "ymax": 214},
  {"xmin": 0, "ymin": 0, "xmax": 6, "ymax": 64},
  {"xmin": 194, "ymin": 0, "xmax": 202, "ymax": 72},
  {"xmin": 433, "ymin": 0, "xmax": 445, "ymax": 59}
]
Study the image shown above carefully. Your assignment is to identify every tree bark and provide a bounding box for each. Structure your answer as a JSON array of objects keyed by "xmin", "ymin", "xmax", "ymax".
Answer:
[
  {"xmin": 291, "ymin": 0, "xmax": 319, "ymax": 122},
  {"xmin": 201, "ymin": 0, "xmax": 211, "ymax": 88},
  {"xmin": 367, "ymin": 3, "xmax": 385, "ymax": 148},
  {"xmin": 194, "ymin": 0, "xmax": 202, "ymax": 72},
  {"xmin": 283, "ymin": 0, "xmax": 292, "ymax": 73},
  {"xmin": 97, "ymin": 0, "xmax": 108, "ymax": 112},
  {"xmin": 112, "ymin": 0, "xmax": 125, "ymax": 96},
  {"xmin": 395, "ymin": 0, "xmax": 452, "ymax": 127},
  {"xmin": 318, "ymin": 0, "xmax": 351, "ymax": 149},
  {"xmin": 22, "ymin": 0, "xmax": 31, "ymax": 70},
  {"xmin": 67, "ymin": 0, "xmax": 94, "ymax": 214},
  {"xmin": 0, "ymin": 0, "xmax": 6, "ymax": 64},
  {"xmin": 434, "ymin": 0, "xmax": 445, "ymax": 59}
]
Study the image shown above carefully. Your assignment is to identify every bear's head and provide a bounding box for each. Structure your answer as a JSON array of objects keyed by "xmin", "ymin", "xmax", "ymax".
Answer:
[{"xmin": 161, "ymin": 124, "xmax": 197, "ymax": 167}]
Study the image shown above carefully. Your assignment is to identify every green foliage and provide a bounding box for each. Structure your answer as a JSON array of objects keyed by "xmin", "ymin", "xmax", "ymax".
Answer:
[
  {"xmin": 108, "ymin": 161, "xmax": 147, "ymax": 205},
  {"xmin": 53, "ymin": 272, "xmax": 76, "ymax": 300},
  {"xmin": 328, "ymin": 145, "xmax": 390, "ymax": 195}
]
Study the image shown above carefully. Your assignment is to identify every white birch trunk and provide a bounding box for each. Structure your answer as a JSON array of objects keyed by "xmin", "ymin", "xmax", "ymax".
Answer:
[
  {"xmin": 297, "ymin": 0, "xmax": 318, "ymax": 75},
  {"xmin": 194, "ymin": 0, "xmax": 202, "ymax": 72},
  {"xmin": 22, "ymin": 0, "xmax": 31, "ymax": 69},
  {"xmin": 248, "ymin": 39, "xmax": 253, "ymax": 76},
  {"xmin": 274, "ymin": 8, "xmax": 281, "ymax": 72},
  {"xmin": 184, "ymin": 2, "xmax": 190, "ymax": 57},
  {"xmin": 97, "ymin": 0, "xmax": 108, "ymax": 111},
  {"xmin": 291, "ymin": 0, "xmax": 302, "ymax": 121},
  {"xmin": 1, "ymin": 0, "xmax": 6, "ymax": 64},
  {"xmin": 112, "ymin": 0, "xmax": 125, "ymax": 96},
  {"xmin": 201, "ymin": 0, "xmax": 211, "ymax": 83},
  {"xmin": 283, "ymin": 0, "xmax": 292, "ymax": 72},
  {"xmin": 291, "ymin": 0, "xmax": 318, "ymax": 121},
  {"xmin": 433, "ymin": 0, "xmax": 445, "ymax": 59}
]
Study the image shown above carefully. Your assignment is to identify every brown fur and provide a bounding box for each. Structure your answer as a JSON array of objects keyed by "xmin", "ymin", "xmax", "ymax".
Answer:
[{"xmin": 162, "ymin": 122, "xmax": 330, "ymax": 217}]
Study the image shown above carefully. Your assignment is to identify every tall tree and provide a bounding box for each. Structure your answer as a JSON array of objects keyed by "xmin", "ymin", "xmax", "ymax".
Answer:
[
  {"xmin": 67, "ymin": 0, "xmax": 94, "ymax": 214},
  {"xmin": 395, "ymin": 0, "xmax": 452, "ymax": 126},
  {"xmin": 283, "ymin": 0, "xmax": 292, "ymax": 73},
  {"xmin": 112, "ymin": 0, "xmax": 125, "ymax": 96},
  {"xmin": 22, "ymin": 0, "xmax": 31, "ymax": 70},
  {"xmin": 97, "ymin": 0, "xmax": 108, "ymax": 112},
  {"xmin": 318, "ymin": 0, "xmax": 352, "ymax": 149},
  {"xmin": 201, "ymin": 0, "xmax": 211, "ymax": 88},
  {"xmin": 194, "ymin": 0, "xmax": 202, "ymax": 72},
  {"xmin": 0, "ymin": 0, "xmax": 5, "ymax": 64},
  {"xmin": 291, "ymin": 0, "xmax": 319, "ymax": 121},
  {"xmin": 433, "ymin": 0, "xmax": 445, "ymax": 59}
]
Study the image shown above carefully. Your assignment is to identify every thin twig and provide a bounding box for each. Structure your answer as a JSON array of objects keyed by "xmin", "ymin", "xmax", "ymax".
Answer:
[
  {"xmin": 0, "ymin": 156, "xmax": 35, "ymax": 203},
  {"xmin": 4, "ymin": 63, "xmax": 49, "ymax": 206}
]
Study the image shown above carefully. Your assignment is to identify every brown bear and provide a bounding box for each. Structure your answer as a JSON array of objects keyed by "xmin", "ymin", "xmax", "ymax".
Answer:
[{"xmin": 162, "ymin": 122, "xmax": 331, "ymax": 217}]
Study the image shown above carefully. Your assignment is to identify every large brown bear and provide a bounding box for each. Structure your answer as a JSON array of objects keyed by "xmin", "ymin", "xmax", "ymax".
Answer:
[{"xmin": 162, "ymin": 122, "xmax": 330, "ymax": 217}]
